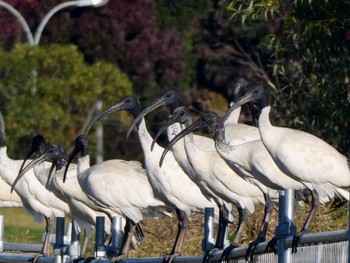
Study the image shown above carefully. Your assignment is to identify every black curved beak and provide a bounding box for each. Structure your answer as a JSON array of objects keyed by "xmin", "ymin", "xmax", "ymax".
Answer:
[
  {"xmin": 18, "ymin": 142, "xmax": 37, "ymax": 177},
  {"xmin": 47, "ymin": 162, "xmax": 57, "ymax": 188},
  {"xmin": 126, "ymin": 96, "xmax": 169, "ymax": 139},
  {"xmin": 223, "ymin": 90, "xmax": 257, "ymax": 124},
  {"xmin": 159, "ymin": 118, "xmax": 206, "ymax": 167},
  {"xmin": 63, "ymin": 144, "xmax": 80, "ymax": 183},
  {"xmin": 151, "ymin": 112, "xmax": 180, "ymax": 152},
  {"xmin": 247, "ymin": 102, "xmax": 258, "ymax": 127},
  {"xmin": 85, "ymin": 101, "xmax": 126, "ymax": 136},
  {"xmin": 11, "ymin": 153, "xmax": 49, "ymax": 193}
]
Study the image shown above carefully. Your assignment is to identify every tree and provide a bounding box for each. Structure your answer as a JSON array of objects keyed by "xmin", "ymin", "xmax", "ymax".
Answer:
[
  {"xmin": 0, "ymin": 0, "xmax": 185, "ymax": 98},
  {"xmin": 0, "ymin": 43, "xmax": 133, "ymax": 159},
  {"xmin": 228, "ymin": 0, "xmax": 350, "ymax": 156}
]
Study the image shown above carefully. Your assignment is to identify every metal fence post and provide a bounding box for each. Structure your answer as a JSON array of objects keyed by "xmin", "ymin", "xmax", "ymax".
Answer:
[
  {"xmin": 277, "ymin": 189, "xmax": 296, "ymax": 263},
  {"xmin": 95, "ymin": 216, "xmax": 106, "ymax": 258},
  {"xmin": 110, "ymin": 216, "xmax": 123, "ymax": 255},
  {"xmin": 202, "ymin": 207, "xmax": 215, "ymax": 252},
  {"xmin": 68, "ymin": 220, "xmax": 81, "ymax": 260},
  {"xmin": 0, "ymin": 215, "xmax": 4, "ymax": 253},
  {"xmin": 54, "ymin": 217, "xmax": 65, "ymax": 263}
]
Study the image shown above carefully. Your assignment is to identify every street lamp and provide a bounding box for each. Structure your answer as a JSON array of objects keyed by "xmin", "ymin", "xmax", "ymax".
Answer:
[
  {"xmin": 0, "ymin": 0, "xmax": 109, "ymax": 162},
  {"xmin": 0, "ymin": 0, "xmax": 109, "ymax": 46}
]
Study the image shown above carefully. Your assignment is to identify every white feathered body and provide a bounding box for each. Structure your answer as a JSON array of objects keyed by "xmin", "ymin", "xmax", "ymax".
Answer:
[
  {"xmin": 138, "ymin": 119, "xmax": 217, "ymax": 217},
  {"xmin": 181, "ymin": 132, "xmax": 264, "ymax": 214},
  {"xmin": 259, "ymin": 106, "xmax": 349, "ymax": 200},
  {"xmin": 77, "ymin": 155, "xmax": 167, "ymax": 224}
]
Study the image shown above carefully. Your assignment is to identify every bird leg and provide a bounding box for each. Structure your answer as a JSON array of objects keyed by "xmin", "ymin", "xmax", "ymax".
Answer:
[
  {"xmin": 111, "ymin": 219, "xmax": 137, "ymax": 262},
  {"xmin": 202, "ymin": 204, "xmax": 230, "ymax": 263},
  {"xmin": 29, "ymin": 216, "xmax": 53, "ymax": 263},
  {"xmin": 81, "ymin": 229, "xmax": 89, "ymax": 257},
  {"xmin": 229, "ymin": 207, "xmax": 247, "ymax": 245},
  {"xmin": 163, "ymin": 209, "xmax": 189, "ymax": 263},
  {"xmin": 292, "ymin": 189, "xmax": 319, "ymax": 253},
  {"xmin": 245, "ymin": 193, "xmax": 273, "ymax": 261},
  {"xmin": 219, "ymin": 207, "xmax": 248, "ymax": 263},
  {"xmin": 104, "ymin": 233, "xmax": 112, "ymax": 246},
  {"xmin": 215, "ymin": 204, "xmax": 230, "ymax": 249}
]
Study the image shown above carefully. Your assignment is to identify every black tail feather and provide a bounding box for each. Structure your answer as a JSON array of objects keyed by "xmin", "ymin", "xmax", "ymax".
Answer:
[{"xmin": 135, "ymin": 222, "xmax": 144, "ymax": 244}]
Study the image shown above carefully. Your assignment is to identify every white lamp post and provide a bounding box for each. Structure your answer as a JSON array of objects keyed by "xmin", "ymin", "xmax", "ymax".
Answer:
[
  {"xmin": 0, "ymin": 0, "xmax": 108, "ymax": 161},
  {"xmin": 0, "ymin": 0, "xmax": 109, "ymax": 46}
]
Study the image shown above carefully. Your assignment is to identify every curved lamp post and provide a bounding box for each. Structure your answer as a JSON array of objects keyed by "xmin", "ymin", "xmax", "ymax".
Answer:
[
  {"xmin": 0, "ymin": 0, "xmax": 109, "ymax": 46},
  {"xmin": 0, "ymin": 0, "xmax": 109, "ymax": 162}
]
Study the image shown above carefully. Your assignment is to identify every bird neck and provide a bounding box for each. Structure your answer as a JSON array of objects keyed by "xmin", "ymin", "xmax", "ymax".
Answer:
[
  {"xmin": 166, "ymin": 123, "xmax": 182, "ymax": 141},
  {"xmin": 78, "ymin": 155, "xmax": 90, "ymax": 175},
  {"xmin": 258, "ymin": 93, "xmax": 270, "ymax": 109},
  {"xmin": 212, "ymin": 126, "xmax": 226, "ymax": 145},
  {"xmin": 80, "ymin": 145, "xmax": 89, "ymax": 158},
  {"xmin": 137, "ymin": 118, "xmax": 155, "ymax": 152},
  {"xmin": 224, "ymin": 106, "xmax": 241, "ymax": 126},
  {"xmin": 182, "ymin": 130, "xmax": 196, "ymax": 153},
  {"xmin": 0, "ymin": 146, "xmax": 8, "ymax": 162},
  {"xmin": 258, "ymin": 106, "xmax": 273, "ymax": 131},
  {"xmin": 130, "ymin": 103, "xmax": 143, "ymax": 130}
]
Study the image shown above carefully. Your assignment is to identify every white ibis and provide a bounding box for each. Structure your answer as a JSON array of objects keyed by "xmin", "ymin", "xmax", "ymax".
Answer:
[
  {"xmin": 17, "ymin": 135, "xmax": 113, "ymax": 257},
  {"xmin": 127, "ymin": 90, "xmax": 218, "ymax": 202},
  {"xmin": 85, "ymin": 96, "xmax": 218, "ymax": 263},
  {"xmin": 64, "ymin": 134, "xmax": 170, "ymax": 261},
  {"xmin": 16, "ymin": 135, "xmax": 69, "ymax": 203},
  {"xmin": 158, "ymin": 106, "xmax": 268, "ymax": 261},
  {"xmin": 226, "ymin": 84, "xmax": 350, "ymax": 253},
  {"xmin": 222, "ymin": 78, "xmax": 261, "ymax": 144},
  {"xmin": 172, "ymin": 109, "xmax": 307, "ymax": 260},
  {"xmin": 0, "ymin": 135, "xmax": 70, "ymax": 261},
  {"xmin": 124, "ymin": 88, "xmax": 258, "ymax": 255}
]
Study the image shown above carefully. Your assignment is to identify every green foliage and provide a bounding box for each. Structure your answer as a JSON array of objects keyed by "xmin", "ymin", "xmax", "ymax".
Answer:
[
  {"xmin": 326, "ymin": 206, "xmax": 349, "ymax": 227},
  {"xmin": 228, "ymin": 0, "xmax": 350, "ymax": 156},
  {"xmin": 0, "ymin": 43, "xmax": 133, "ymax": 158},
  {"xmin": 228, "ymin": 0, "xmax": 280, "ymax": 24}
]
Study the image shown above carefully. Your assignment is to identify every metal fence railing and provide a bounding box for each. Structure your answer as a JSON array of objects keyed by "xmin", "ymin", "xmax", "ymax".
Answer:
[
  {"xmin": 0, "ymin": 233, "xmax": 348, "ymax": 263},
  {"xmin": 0, "ymin": 190, "xmax": 349, "ymax": 263}
]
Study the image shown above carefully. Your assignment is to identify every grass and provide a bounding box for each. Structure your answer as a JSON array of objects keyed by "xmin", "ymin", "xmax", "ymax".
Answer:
[
  {"xmin": 0, "ymin": 208, "xmax": 45, "ymax": 244},
  {"xmin": 0, "ymin": 198, "xmax": 348, "ymax": 258}
]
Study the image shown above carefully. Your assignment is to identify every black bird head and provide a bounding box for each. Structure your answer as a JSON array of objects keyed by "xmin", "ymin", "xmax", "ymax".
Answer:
[
  {"xmin": 12, "ymin": 145, "xmax": 66, "ymax": 192},
  {"xmin": 19, "ymin": 135, "xmax": 47, "ymax": 176},
  {"xmin": 151, "ymin": 106, "xmax": 191, "ymax": 151},
  {"xmin": 85, "ymin": 96, "xmax": 142, "ymax": 137},
  {"xmin": 159, "ymin": 111, "xmax": 223, "ymax": 167},
  {"xmin": 63, "ymin": 135, "xmax": 88, "ymax": 183},
  {"xmin": 126, "ymin": 90, "xmax": 181, "ymax": 139},
  {"xmin": 224, "ymin": 84, "xmax": 268, "ymax": 124}
]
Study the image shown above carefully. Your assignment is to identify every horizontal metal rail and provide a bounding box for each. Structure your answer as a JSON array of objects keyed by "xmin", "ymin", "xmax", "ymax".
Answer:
[
  {"xmin": 0, "ymin": 197, "xmax": 348, "ymax": 263},
  {"xmin": 1, "ymin": 229, "xmax": 347, "ymax": 263}
]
